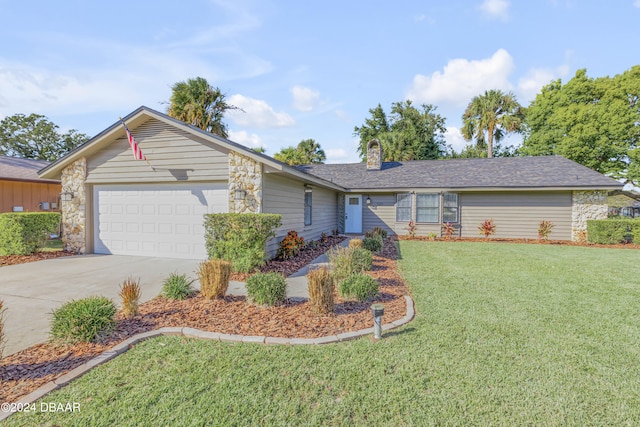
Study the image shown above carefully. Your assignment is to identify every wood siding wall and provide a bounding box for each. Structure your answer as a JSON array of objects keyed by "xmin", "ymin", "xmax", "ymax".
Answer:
[
  {"xmin": 86, "ymin": 118, "xmax": 229, "ymax": 183},
  {"xmin": 0, "ymin": 180, "xmax": 61, "ymax": 213},
  {"xmin": 460, "ymin": 191, "xmax": 572, "ymax": 240},
  {"xmin": 363, "ymin": 191, "xmax": 573, "ymax": 240},
  {"xmin": 263, "ymin": 174, "xmax": 338, "ymax": 255}
]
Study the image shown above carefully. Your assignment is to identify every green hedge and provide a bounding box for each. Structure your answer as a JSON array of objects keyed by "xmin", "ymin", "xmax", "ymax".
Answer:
[
  {"xmin": 204, "ymin": 213, "xmax": 282, "ymax": 273},
  {"xmin": 586, "ymin": 219, "xmax": 640, "ymax": 244},
  {"xmin": 0, "ymin": 212, "xmax": 61, "ymax": 255}
]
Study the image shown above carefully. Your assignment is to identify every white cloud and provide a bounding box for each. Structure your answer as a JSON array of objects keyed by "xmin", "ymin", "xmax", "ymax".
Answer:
[
  {"xmin": 517, "ymin": 64, "xmax": 569, "ymax": 103},
  {"xmin": 480, "ymin": 0, "xmax": 510, "ymax": 20},
  {"xmin": 227, "ymin": 129, "xmax": 264, "ymax": 149},
  {"xmin": 406, "ymin": 49, "xmax": 515, "ymax": 107},
  {"xmin": 226, "ymin": 94, "xmax": 295, "ymax": 128},
  {"xmin": 291, "ymin": 85, "xmax": 320, "ymax": 112},
  {"xmin": 635, "ymin": 0, "xmax": 640, "ymax": 8},
  {"xmin": 0, "ymin": 61, "xmax": 145, "ymax": 117},
  {"xmin": 325, "ymin": 138, "xmax": 361, "ymax": 164},
  {"xmin": 444, "ymin": 127, "xmax": 468, "ymax": 153}
]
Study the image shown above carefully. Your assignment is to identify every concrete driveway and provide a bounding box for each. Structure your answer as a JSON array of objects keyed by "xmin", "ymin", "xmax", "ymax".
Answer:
[{"xmin": 0, "ymin": 254, "xmax": 203, "ymax": 356}]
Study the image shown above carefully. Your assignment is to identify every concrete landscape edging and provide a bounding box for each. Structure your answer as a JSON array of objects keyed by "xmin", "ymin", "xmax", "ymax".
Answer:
[{"xmin": 1, "ymin": 295, "xmax": 415, "ymax": 422}]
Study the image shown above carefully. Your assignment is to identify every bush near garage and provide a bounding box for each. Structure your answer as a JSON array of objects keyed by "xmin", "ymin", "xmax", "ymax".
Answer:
[
  {"xmin": 245, "ymin": 272, "xmax": 287, "ymax": 307},
  {"xmin": 204, "ymin": 213, "xmax": 282, "ymax": 273},
  {"xmin": 0, "ymin": 212, "xmax": 61, "ymax": 255}
]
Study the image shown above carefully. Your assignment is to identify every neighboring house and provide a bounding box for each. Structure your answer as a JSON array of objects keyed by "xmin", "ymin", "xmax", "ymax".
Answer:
[
  {"xmin": 0, "ymin": 155, "xmax": 61, "ymax": 213},
  {"xmin": 38, "ymin": 106, "xmax": 622, "ymax": 259}
]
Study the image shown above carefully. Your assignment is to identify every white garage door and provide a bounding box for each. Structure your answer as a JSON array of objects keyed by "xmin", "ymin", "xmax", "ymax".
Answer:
[{"xmin": 94, "ymin": 183, "xmax": 228, "ymax": 259}]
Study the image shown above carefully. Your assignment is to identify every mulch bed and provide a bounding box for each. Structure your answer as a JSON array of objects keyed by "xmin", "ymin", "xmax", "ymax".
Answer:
[
  {"xmin": 0, "ymin": 250, "xmax": 75, "ymax": 267},
  {"xmin": 0, "ymin": 237, "xmax": 408, "ymax": 404}
]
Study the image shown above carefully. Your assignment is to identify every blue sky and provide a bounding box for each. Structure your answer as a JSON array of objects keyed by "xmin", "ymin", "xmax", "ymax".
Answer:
[{"xmin": 1, "ymin": 0, "xmax": 639, "ymax": 163}]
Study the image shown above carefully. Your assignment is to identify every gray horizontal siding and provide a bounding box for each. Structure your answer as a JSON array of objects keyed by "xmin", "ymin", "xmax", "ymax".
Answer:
[
  {"xmin": 364, "ymin": 193, "xmax": 441, "ymax": 237},
  {"xmin": 460, "ymin": 191, "xmax": 572, "ymax": 240},
  {"xmin": 86, "ymin": 118, "xmax": 229, "ymax": 183},
  {"xmin": 263, "ymin": 174, "xmax": 337, "ymax": 256}
]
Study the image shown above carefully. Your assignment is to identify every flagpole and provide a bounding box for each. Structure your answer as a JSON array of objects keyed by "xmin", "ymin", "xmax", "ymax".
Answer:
[{"xmin": 120, "ymin": 117, "xmax": 155, "ymax": 171}]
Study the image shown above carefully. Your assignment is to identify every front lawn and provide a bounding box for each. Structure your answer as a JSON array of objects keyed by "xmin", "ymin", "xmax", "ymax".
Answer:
[{"xmin": 6, "ymin": 241, "xmax": 640, "ymax": 426}]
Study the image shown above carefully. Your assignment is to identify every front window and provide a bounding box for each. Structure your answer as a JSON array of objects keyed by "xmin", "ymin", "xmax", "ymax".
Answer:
[
  {"xmin": 416, "ymin": 193, "xmax": 439, "ymax": 223},
  {"xmin": 304, "ymin": 189, "xmax": 312, "ymax": 226},
  {"xmin": 396, "ymin": 193, "xmax": 412, "ymax": 222},
  {"xmin": 443, "ymin": 193, "xmax": 459, "ymax": 223}
]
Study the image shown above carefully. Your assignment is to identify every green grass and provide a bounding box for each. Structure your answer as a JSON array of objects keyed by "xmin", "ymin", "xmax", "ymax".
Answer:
[{"xmin": 6, "ymin": 241, "xmax": 640, "ymax": 426}]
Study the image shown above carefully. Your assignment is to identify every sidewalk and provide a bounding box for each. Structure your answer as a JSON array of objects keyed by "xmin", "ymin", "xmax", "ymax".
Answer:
[{"xmin": 225, "ymin": 237, "xmax": 352, "ymax": 299}]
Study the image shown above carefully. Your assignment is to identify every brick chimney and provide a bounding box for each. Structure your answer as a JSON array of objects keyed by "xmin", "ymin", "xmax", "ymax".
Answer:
[{"xmin": 366, "ymin": 139, "xmax": 382, "ymax": 170}]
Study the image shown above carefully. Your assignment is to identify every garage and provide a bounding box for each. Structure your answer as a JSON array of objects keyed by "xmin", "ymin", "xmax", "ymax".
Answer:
[{"xmin": 93, "ymin": 183, "xmax": 228, "ymax": 259}]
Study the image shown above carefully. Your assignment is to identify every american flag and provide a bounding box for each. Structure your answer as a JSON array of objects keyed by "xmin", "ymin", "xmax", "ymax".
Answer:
[{"xmin": 121, "ymin": 120, "xmax": 146, "ymax": 161}]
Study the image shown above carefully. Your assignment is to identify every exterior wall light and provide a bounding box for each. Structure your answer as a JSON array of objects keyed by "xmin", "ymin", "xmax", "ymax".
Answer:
[
  {"xmin": 366, "ymin": 196, "xmax": 372, "ymax": 205},
  {"xmin": 235, "ymin": 188, "xmax": 246, "ymax": 200},
  {"xmin": 60, "ymin": 192, "xmax": 74, "ymax": 202},
  {"xmin": 371, "ymin": 303, "xmax": 385, "ymax": 339}
]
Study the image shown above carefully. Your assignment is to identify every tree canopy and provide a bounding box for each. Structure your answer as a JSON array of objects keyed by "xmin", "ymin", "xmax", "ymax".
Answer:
[
  {"xmin": 0, "ymin": 113, "xmax": 89, "ymax": 161},
  {"xmin": 274, "ymin": 139, "xmax": 326, "ymax": 165},
  {"xmin": 354, "ymin": 101, "xmax": 446, "ymax": 162},
  {"xmin": 461, "ymin": 89, "xmax": 523, "ymax": 158},
  {"xmin": 167, "ymin": 77, "xmax": 239, "ymax": 138},
  {"xmin": 520, "ymin": 67, "xmax": 640, "ymax": 183}
]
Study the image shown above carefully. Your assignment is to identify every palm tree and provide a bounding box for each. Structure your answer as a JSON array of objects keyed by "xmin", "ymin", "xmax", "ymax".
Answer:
[
  {"xmin": 167, "ymin": 77, "xmax": 239, "ymax": 138},
  {"xmin": 461, "ymin": 90, "xmax": 523, "ymax": 158},
  {"xmin": 296, "ymin": 139, "xmax": 326, "ymax": 164},
  {"xmin": 274, "ymin": 139, "xmax": 326, "ymax": 165}
]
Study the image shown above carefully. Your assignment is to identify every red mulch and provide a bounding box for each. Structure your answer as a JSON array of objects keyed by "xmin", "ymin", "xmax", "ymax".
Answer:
[
  {"xmin": 0, "ymin": 250, "xmax": 74, "ymax": 267},
  {"xmin": 0, "ymin": 238, "xmax": 408, "ymax": 404}
]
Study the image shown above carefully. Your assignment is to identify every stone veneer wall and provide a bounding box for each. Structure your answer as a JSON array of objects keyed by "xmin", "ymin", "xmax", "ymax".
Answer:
[
  {"xmin": 60, "ymin": 158, "xmax": 87, "ymax": 253},
  {"xmin": 228, "ymin": 151, "xmax": 262, "ymax": 213},
  {"xmin": 571, "ymin": 190, "xmax": 608, "ymax": 241}
]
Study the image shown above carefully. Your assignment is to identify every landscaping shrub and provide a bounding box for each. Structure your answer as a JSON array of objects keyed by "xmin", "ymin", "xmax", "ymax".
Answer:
[
  {"xmin": 365, "ymin": 227, "xmax": 388, "ymax": 239},
  {"xmin": 478, "ymin": 219, "xmax": 496, "ymax": 238},
  {"xmin": 587, "ymin": 219, "xmax": 636, "ymax": 244},
  {"xmin": 328, "ymin": 246, "xmax": 373, "ymax": 283},
  {"xmin": 348, "ymin": 238, "xmax": 363, "ymax": 248},
  {"xmin": 161, "ymin": 273, "xmax": 195, "ymax": 300},
  {"xmin": 119, "ymin": 277, "xmax": 141, "ymax": 319},
  {"xmin": 276, "ymin": 230, "xmax": 305, "ymax": 260},
  {"xmin": 245, "ymin": 272, "xmax": 287, "ymax": 306},
  {"xmin": 442, "ymin": 222, "xmax": 455, "ymax": 240},
  {"xmin": 405, "ymin": 220, "xmax": 417, "ymax": 239},
  {"xmin": 362, "ymin": 235, "xmax": 383, "ymax": 252},
  {"xmin": 50, "ymin": 296, "xmax": 117, "ymax": 344},
  {"xmin": 0, "ymin": 300, "xmax": 5, "ymax": 358},
  {"xmin": 338, "ymin": 273, "xmax": 379, "ymax": 302},
  {"xmin": 198, "ymin": 259, "xmax": 232, "ymax": 299},
  {"xmin": 538, "ymin": 220, "xmax": 555, "ymax": 240},
  {"xmin": 351, "ymin": 247, "xmax": 373, "ymax": 272},
  {"xmin": 0, "ymin": 212, "xmax": 61, "ymax": 255},
  {"xmin": 204, "ymin": 213, "xmax": 282, "ymax": 273},
  {"xmin": 427, "ymin": 232, "xmax": 438, "ymax": 241},
  {"xmin": 308, "ymin": 267, "xmax": 334, "ymax": 314}
]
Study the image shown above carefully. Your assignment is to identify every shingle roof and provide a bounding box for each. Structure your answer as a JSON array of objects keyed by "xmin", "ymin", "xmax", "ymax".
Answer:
[
  {"xmin": 296, "ymin": 156, "xmax": 622, "ymax": 190},
  {"xmin": 0, "ymin": 156, "xmax": 59, "ymax": 183}
]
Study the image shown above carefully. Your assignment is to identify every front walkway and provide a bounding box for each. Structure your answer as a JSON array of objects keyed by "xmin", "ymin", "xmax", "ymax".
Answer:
[{"xmin": 226, "ymin": 237, "xmax": 351, "ymax": 298}]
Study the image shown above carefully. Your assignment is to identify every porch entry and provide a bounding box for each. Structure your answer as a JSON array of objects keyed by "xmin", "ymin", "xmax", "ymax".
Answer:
[{"xmin": 345, "ymin": 194, "xmax": 363, "ymax": 233}]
